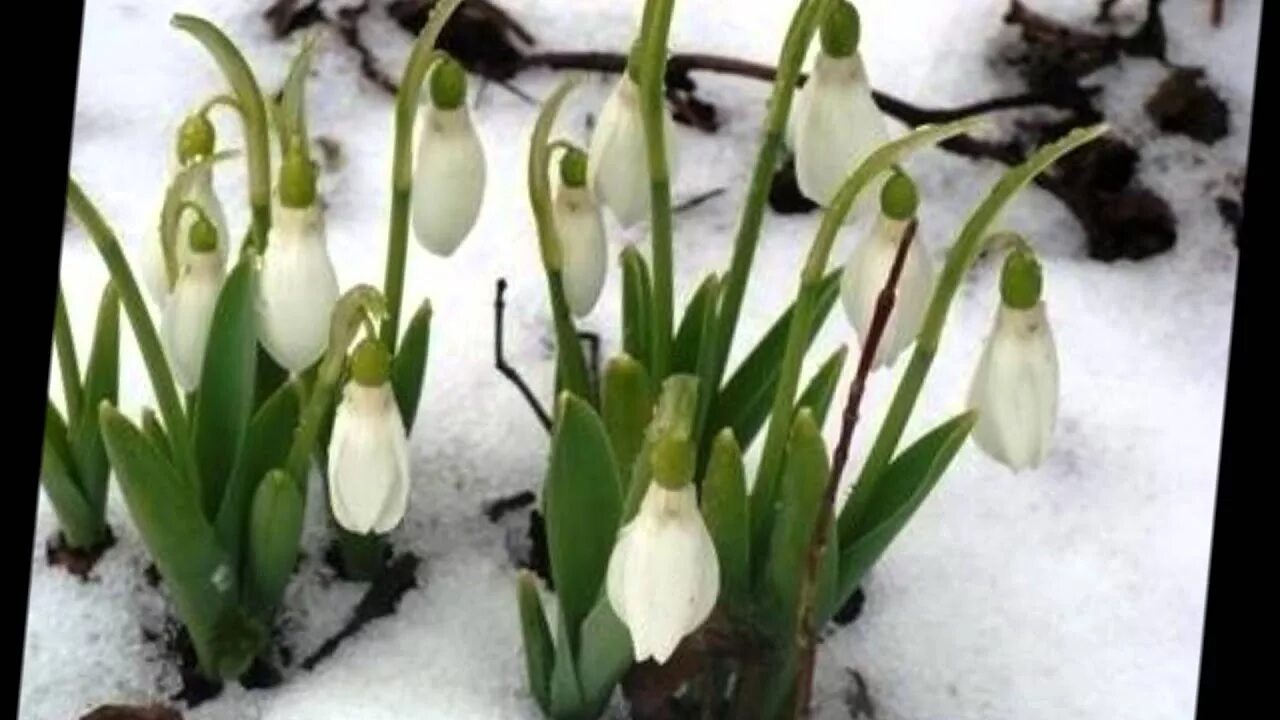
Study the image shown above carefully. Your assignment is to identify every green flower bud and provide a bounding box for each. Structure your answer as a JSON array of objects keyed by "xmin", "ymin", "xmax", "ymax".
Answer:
[
  {"xmin": 820, "ymin": 0, "xmax": 861, "ymax": 58},
  {"xmin": 429, "ymin": 56, "xmax": 467, "ymax": 111},
  {"xmin": 278, "ymin": 139, "xmax": 317, "ymax": 209},
  {"xmin": 880, "ymin": 168, "xmax": 919, "ymax": 221},
  {"xmin": 349, "ymin": 338, "xmax": 392, "ymax": 387},
  {"xmin": 1000, "ymin": 241, "xmax": 1043, "ymax": 309},
  {"xmin": 559, "ymin": 147, "xmax": 588, "ymax": 188},
  {"xmin": 176, "ymin": 113, "xmax": 216, "ymax": 165},
  {"xmin": 188, "ymin": 212, "xmax": 219, "ymax": 254}
]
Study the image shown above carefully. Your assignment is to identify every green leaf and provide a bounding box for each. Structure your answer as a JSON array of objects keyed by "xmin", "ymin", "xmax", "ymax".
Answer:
[
  {"xmin": 69, "ymin": 283, "xmax": 119, "ymax": 515},
  {"xmin": 193, "ymin": 258, "xmax": 259, "ymax": 518},
  {"xmin": 517, "ymin": 572, "xmax": 556, "ymax": 714},
  {"xmin": 549, "ymin": 614, "xmax": 586, "ymax": 718},
  {"xmin": 41, "ymin": 402, "xmax": 98, "ymax": 549},
  {"xmin": 253, "ymin": 344, "xmax": 290, "ymax": 411},
  {"xmin": 816, "ymin": 506, "xmax": 841, "ymax": 628},
  {"xmin": 391, "ymin": 298, "xmax": 432, "ymax": 432},
  {"xmin": 796, "ymin": 345, "xmax": 847, "ymax": 429},
  {"xmin": 708, "ymin": 268, "xmax": 841, "ymax": 450},
  {"xmin": 244, "ymin": 469, "xmax": 303, "ymax": 620},
  {"xmin": 158, "ymin": 150, "xmax": 240, "ymax": 288},
  {"xmin": 215, "ymin": 380, "xmax": 300, "ymax": 565},
  {"xmin": 700, "ymin": 429, "xmax": 750, "ymax": 609},
  {"xmin": 99, "ymin": 402, "xmax": 246, "ymax": 679},
  {"xmin": 833, "ymin": 411, "xmax": 976, "ymax": 620},
  {"xmin": 542, "ymin": 394, "xmax": 623, "ymax": 652},
  {"xmin": 575, "ymin": 594, "xmax": 633, "ymax": 717},
  {"xmin": 141, "ymin": 408, "xmax": 173, "ymax": 461},
  {"xmin": 764, "ymin": 409, "xmax": 829, "ymax": 641},
  {"xmin": 621, "ymin": 246, "xmax": 653, "ymax": 373},
  {"xmin": 601, "ymin": 354, "xmax": 653, "ymax": 496},
  {"xmin": 275, "ymin": 30, "xmax": 318, "ymax": 153},
  {"xmin": 671, "ymin": 273, "xmax": 719, "ymax": 375}
]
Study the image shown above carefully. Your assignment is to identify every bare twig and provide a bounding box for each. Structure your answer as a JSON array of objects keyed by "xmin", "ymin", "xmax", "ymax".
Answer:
[
  {"xmin": 495, "ymin": 278, "xmax": 553, "ymax": 431},
  {"xmin": 791, "ymin": 220, "xmax": 918, "ymax": 719}
]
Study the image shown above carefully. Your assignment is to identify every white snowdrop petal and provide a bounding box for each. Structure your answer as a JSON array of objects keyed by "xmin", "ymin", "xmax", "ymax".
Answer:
[
  {"xmin": 841, "ymin": 217, "xmax": 933, "ymax": 368},
  {"xmin": 969, "ymin": 304, "xmax": 1059, "ymax": 471},
  {"xmin": 160, "ymin": 262, "xmax": 223, "ymax": 392},
  {"xmin": 142, "ymin": 169, "xmax": 230, "ymax": 305},
  {"xmin": 588, "ymin": 76, "xmax": 677, "ymax": 229},
  {"xmin": 258, "ymin": 205, "xmax": 340, "ymax": 373},
  {"xmin": 554, "ymin": 185, "xmax": 608, "ymax": 317},
  {"xmin": 372, "ymin": 408, "xmax": 413, "ymax": 533},
  {"xmin": 412, "ymin": 105, "xmax": 487, "ymax": 257},
  {"xmin": 327, "ymin": 384, "xmax": 412, "ymax": 535}
]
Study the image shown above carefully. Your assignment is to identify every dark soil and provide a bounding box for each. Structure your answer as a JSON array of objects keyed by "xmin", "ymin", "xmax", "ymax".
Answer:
[{"xmin": 46, "ymin": 526, "xmax": 117, "ymax": 580}]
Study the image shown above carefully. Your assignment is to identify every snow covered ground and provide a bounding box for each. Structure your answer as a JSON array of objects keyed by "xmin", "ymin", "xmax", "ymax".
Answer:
[{"xmin": 22, "ymin": 0, "xmax": 1257, "ymax": 718}]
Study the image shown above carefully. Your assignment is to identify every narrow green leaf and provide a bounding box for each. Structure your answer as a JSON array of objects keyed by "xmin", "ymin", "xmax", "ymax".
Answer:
[
  {"xmin": 41, "ymin": 402, "xmax": 98, "ymax": 549},
  {"xmin": 764, "ymin": 409, "xmax": 829, "ymax": 641},
  {"xmin": 671, "ymin": 273, "xmax": 719, "ymax": 375},
  {"xmin": 621, "ymin": 246, "xmax": 653, "ymax": 373},
  {"xmin": 52, "ymin": 288, "xmax": 82, "ymax": 422},
  {"xmin": 575, "ymin": 594, "xmax": 633, "ymax": 717},
  {"xmin": 601, "ymin": 354, "xmax": 653, "ymax": 497},
  {"xmin": 543, "ymin": 394, "xmax": 623, "ymax": 651},
  {"xmin": 708, "ymin": 268, "xmax": 841, "ymax": 450},
  {"xmin": 215, "ymin": 380, "xmax": 300, "ymax": 564},
  {"xmin": 796, "ymin": 344, "xmax": 848, "ymax": 429},
  {"xmin": 70, "ymin": 283, "xmax": 119, "ymax": 515},
  {"xmin": 517, "ymin": 572, "xmax": 556, "ymax": 714},
  {"xmin": 549, "ymin": 614, "xmax": 586, "ymax": 717},
  {"xmin": 193, "ymin": 258, "xmax": 259, "ymax": 518},
  {"xmin": 700, "ymin": 429, "xmax": 750, "ymax": 608},
  {"xmin": 275, "ymin": 30, "xmax": 318, "ymax": 153},
  {"xmin": 141, "ymin": 408, "xmax": 173, "ymax": 461},
  {"xmin": 245, "ymin": 469, "xmax": 303, "ymax": 620},
  {"xmin": 833, "ymin": 411, "xmax": 976, "ymax": 619},
  {"xmin": 391, "ymin": 298, "xmax": 432, "ymax": 432},
  {"xmin": 99, "ymin": 402, "xmax": 244, "ymax": 679}
]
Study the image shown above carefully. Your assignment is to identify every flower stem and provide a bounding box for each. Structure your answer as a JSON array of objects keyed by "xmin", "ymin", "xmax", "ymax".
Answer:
[
  {"xmin": 52, "ymin": 286, "xmax": 83, "ymax": 421},
  {"xmin": 836, "ymin": 123, "xmax": 1107, "ymax": 541},
  {"xmin": 171, "ymin": 14, "xmax": 272, "ymax": 252},
  {"xmin": 636, "ymin": 0, "xmax": 677, "ymax": 383},
  {"xmin": 66, "ymin": 179, "xmax": 199, "ymax": 488},
  {"xmin": 696, "ymin": 0, "xmax": 832, "ymax": 444},
  {"xmin": 380, "ymin": 0, "xmax": 464, "ymax": 352},
  {"xmin": 336, "ymin": 527, "xmax": 389, "ymax": 581}
]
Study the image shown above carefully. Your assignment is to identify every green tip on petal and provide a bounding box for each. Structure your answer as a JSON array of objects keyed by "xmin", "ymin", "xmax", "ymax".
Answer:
[
  {"xmin": 278, "ymin": 140, "xmax": 316, "ymax": 208},
  {"xmin": 650, "ymin": 434, "xmax": 696, "ymax": 490},
  {"xmin": 429, "ymin": 56, "xmax": 467, "ymax": 110},
  {"xmin": 880, "ymin": 168, "xmax": 919, "ymax": 221},
  {"xmin": 176, "ymin": 113, "xmax": 216, "ymax": 165},
  {"xmin": 559, "ymin": 147, "xmax": 588, "ymax": 188},
  {"xmin": 820, "ymin": 0, "xmax": 861, "ymax": 58},
  {"xmin": 189, "ymin": 214, "xmax": 219, "ymax": 254},
  {"xmin": 1000, "ymin": 240, "xmax": 1043, "ymax": 309},
  {"xmin": 349, "ymin": 338, "xmax": 392, "ymax": 387}
]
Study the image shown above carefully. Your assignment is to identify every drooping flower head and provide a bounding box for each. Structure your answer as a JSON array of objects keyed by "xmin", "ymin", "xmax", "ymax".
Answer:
[
  {"xmin": 411, "ymin": 55, "xmax": 487, "ymax": 257},
  {"xmin": 257, "ymin": 140, "xmax": 340, "ymax": 373},
  {"xmin": 327, "ymin": 338, "xmax": 411, "ymax": 534},
  {"xmin": 968, "ymin": 241, "xmax": 1060, "ymax": 471},
  {"xmin": 553, "ymin": 146, "xmax": 608, "ymax": 318},
  {"xmin": 606, "ymin": 376, "xmax": 720, "ymax": 665},
  {"xmin": 160, "ymin": 207, "xmax": 226, "ymax": 392},
  {"xmin": 840, "ymin": 168, "xmax": 935, "ymax": 369}
]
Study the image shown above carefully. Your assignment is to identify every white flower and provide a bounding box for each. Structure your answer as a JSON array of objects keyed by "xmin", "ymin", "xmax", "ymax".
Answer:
[
  {"xmin": 327, "ymin": 379, "xmax": 411, "ymax": 534},
  {"xmin": 587, "ymin": 74, "xmax": 677, "ymax": 229},
  {"xmin": 840, "ymin": 215, "xmax": 934, "ymax": 369},
  {"xmin": 967, "ymin": 301, "xmax": 1060, "ymax": 471},
  {"xmin": 606, "ymin": 482, "xmax": 719, "ymax": 665},
  {"xmin": 257, "ymin": 201, "xmax": 340, "ymax": 373},
  {"xmin": 142, "ymin": 164, "xmax": 229, "ymax": 305},
  {"xmin": 789, "ymin": 51, "xmax": 889, "ymax": 219},
  {"xmin": 553, "ymin": 182, "xmax": 608, "ymax": 317},
  {"xmin": 160, "ymin": 249, "xmax": 225, "ymax": 392},
  {"xmin": 411, "ymin": 102, "xmax": 486, "ymax": 257}
]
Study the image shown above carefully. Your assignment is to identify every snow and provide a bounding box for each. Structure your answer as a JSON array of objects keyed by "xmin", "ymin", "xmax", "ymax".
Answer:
[{"xmin": 23, "ymin": 0, "xmax": 1257, "ymax": 718}]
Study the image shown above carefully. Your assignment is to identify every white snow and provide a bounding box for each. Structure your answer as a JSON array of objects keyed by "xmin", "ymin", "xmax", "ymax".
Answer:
[{"xmin": 23, "ymin": 0, "xmax": 1256, "ymax": 718}]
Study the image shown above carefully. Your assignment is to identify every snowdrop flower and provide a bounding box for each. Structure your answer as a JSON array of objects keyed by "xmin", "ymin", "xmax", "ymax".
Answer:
[
  {"xmin": 142, "ymin": 113, "xmax": 230, "ymax": 304},
  {"xmin": 967, "ymin": 244, "xmax": 1060, "ymax": 471},
  {"xmin": 327, "ymin": 339, "xmax": 411, "ymax": 534},
  {"xmin": 257, "ymin": 145, "xmax": 340, "ymax": 373},
  {"xmin": 553, "ymin": 147, "xmax": 608, "ymax": 317},
  {"xmin": 160, "ymin": 210, "xmax": 225, "ymax": 392},
  {"xmin": 411, "ymin": 56, "xmax": 486, "ymax": 257},
  {"xmin": 789, "ymin": 1, "xmax": 889, "ymax": 219},
  {"xmin": 607, "ymin": 376, "xmax": 719, "ymax": 665},
  {"xmin": 840, "ymin": 170, "xmax": 933, "ymax": 369},
  {"xmin": 587, "ymin": 45, "xmax": 678, "ymax": 229}
]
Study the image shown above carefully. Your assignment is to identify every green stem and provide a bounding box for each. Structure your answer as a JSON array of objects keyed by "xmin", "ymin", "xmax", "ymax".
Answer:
[
  {"xmin": 749, "ymin": 117, "xmax": 983, "ymax": 563},
  {"xmin": 380, "ymin": 0, "xmax": 464, "ymax": 351},
  {"xmin": 696, "ymin": 0, "xmax": 832, "ymax": 444},
  {"xmin": 837, "ymin": 123, "xmax": 1107, "ymax": 540},
  {"xmin": 52, "ymin": 286, "xmax": 83, "ymax": 421},
  {"xmin": 198, "ymin": 93, "xmax": 244, "ymax": 122},
  {"xmin": 636, "ymin": 0, "xmax": 677, "ymax": 383},
  {"xmin": 337, "ymin": 528, "xmax": 389, "ymax": 581},
  {"xmin": 171, "ymin": 14, "xmax": 272, "ymax": 253},
  {"xmin": 285, "ymin": 347, "xmax": 345, "ymax": 484},
  {"xmin": 66, "ymin": 179, "xmax": 199, "ymax": 487}
]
